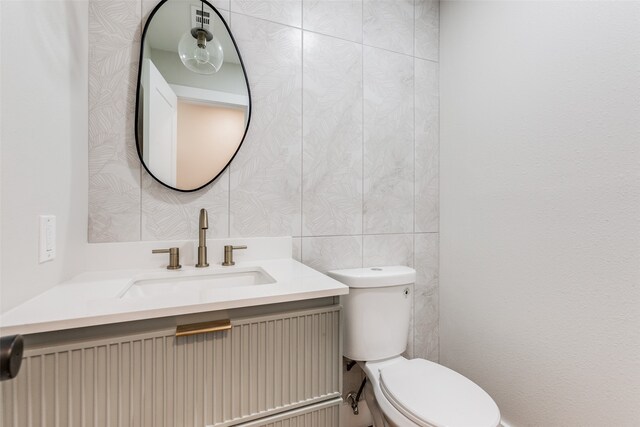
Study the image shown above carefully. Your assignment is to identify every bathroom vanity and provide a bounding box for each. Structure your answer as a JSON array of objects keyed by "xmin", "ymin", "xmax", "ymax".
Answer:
[{"xmin": 0, "ymin": 239, "xmax": 347, "ymax": 427}]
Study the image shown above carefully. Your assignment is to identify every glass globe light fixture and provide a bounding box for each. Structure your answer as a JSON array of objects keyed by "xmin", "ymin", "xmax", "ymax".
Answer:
[{"xmin": 178, "ymin": 14, "xmax": 224, "ymax": 74}]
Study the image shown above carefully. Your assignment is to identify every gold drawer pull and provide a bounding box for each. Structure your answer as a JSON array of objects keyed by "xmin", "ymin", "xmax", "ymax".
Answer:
[{"xmin": 176, "ymin": 319, "xmax": 232, "ymax": 337}]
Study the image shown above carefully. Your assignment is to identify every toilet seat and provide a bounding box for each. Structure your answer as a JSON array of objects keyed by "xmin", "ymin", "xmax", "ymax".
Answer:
[{"xmin": 378, "ymin": 358, "xmax": 501, "ymax": 427}]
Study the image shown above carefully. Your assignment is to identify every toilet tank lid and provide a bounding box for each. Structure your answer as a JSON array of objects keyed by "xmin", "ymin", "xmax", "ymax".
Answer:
[{"xmin": 327, "ymin": 266, "xmax": 416, "ymax": 288}]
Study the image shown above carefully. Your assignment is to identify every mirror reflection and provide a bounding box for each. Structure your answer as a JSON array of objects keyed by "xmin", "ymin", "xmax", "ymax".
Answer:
[{"xmin": 137, "ymin": 0, "xmax": 250, "ymax": 191}]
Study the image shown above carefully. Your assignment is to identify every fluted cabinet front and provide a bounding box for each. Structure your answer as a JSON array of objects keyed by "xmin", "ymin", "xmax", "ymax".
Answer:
[
  {"xmin": 0, "ymin": 306, "xmax": 342, "ymax": 427},
  {"xmin": 235, "ymin": 399, "xmax": 341, "ymax": 427}
]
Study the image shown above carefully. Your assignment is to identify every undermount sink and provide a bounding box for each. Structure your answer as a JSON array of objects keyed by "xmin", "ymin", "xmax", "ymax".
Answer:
[{"xmin": 120, "ymin": 267, "xmax": 276, "ymax": 299}]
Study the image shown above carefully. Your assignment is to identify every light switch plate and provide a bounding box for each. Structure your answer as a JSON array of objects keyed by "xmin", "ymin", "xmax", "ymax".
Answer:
[{"xmin": 39, "ymin": 215, "xmax": 56, "ymax": 263}]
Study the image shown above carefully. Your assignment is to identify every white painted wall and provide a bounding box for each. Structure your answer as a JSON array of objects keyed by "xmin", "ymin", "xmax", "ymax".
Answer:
[
  {"xmin": 0, "ymin": 0, "xmax": 4, "ymax": 316},
  {"xmin": 0, "ymin": 1, "xmax": 88, "ymax": 313},
  {"xmin": 149, "ymin": 48, "xmax": 247, "ymax": 96},
  {"xmin": 440, "ymin": 1, "xmax": 640, "ymax": 425}
]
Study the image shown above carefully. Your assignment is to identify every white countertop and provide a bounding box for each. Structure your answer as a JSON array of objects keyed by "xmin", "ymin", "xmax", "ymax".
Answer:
[{"xmin": 0, "ymin": 258, "xmax": 348, "ymax": 336}]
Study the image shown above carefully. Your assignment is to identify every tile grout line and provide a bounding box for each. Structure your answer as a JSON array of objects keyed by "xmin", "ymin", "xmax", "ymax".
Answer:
[
  {"xmin": 437, "ymin": 0, "xmax": 441, "ymax": 362},
  {"xmin": 293, "ymin": 231, "xmax": 437, "ymax": 239},
  {"xmin": 413, "ymin": 0, "xmax": 417, "ymax": 238},
  {"xmin": 413, "ymin": 0, "xmax": 417, "ymax": 355},
  {"xmin": 361, "ymin": 0, "xmax": 365, "ymax": 269},
  {"xmin": 228, "ymin": 12, "xmax": 233, "ymax": 238},
  {"xmin": 411, "ymin": 0, "xmax": 419, "ymax": 357},
  {"xmin": 299, "ymin": 0, "xmax": 303, "ymax": 265},
  {"xmin": 411, "ymin": 0, "xmax": 418, "ymax": 357},
  {"xmin": 298, "ymin": 0, "xmax": 303, "ymax": 262},
  {"xmin": 300, "ymin": 23, "xmax": 305, "ymax": 244},
  {"xmin": 230, "ymin": 9, "xmax": 438, "ymax": 62}
]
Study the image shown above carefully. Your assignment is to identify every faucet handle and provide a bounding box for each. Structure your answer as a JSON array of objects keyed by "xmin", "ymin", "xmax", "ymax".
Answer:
[
  {"xmin": 222, "ymin": 245, "xmax": 247, "ymax": 266},
  {"xmin": 152, "ymin": 247, "xmax": 181, "ymax": 270}
]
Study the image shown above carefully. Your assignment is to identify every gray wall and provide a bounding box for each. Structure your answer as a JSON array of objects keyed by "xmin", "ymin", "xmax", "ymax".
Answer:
[
  {"xmin": 440, "ymin": 1, "xmax": 640, "ymax": 425},
  {"xmin": 88, "ymin": 0, "xmax": 439, "ymax": 361},
  {"xmin": 1, "ymin": 0, "xmax": 88, "ymax": 311}
]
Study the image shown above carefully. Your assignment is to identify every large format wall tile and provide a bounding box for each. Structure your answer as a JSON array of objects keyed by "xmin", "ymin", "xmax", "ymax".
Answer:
[
  {"xmin": 363, "ymin": 46, "xmax": 414, "ymax": 234},
  {"xmin": 414, "ymin": 233, "xmax": 438, "ymax": 295},
  {"xmin": 292, "ymin": 237, "xmax": 302, "ymax": 261},
  {"xmin": 303, "ymin": 0, "xmax": 362, "ymax": 43},
  {"xmin": 414, "ymin": 233, "xmax": 438, "ymax": 360},
  {"xmin": 405, "ymin": 305, "xmax": 415, "ymax": 358},
  {"xmin": 363, "ymin": 0, "xmax": 413, "ymax": 55},
  {"xmin": 303, "ymin": 32, "xmax": 363, "ymax": 236},
  {"xmin": 229, "ymin": 14, "xmax": 302, "ymax": 237},
  {"xmin": 231, "ymin": 0, "xmax": 302, "ymax": 27},
  {"xmin": 302, "ymin": 235, "xmax": 363, "ymax": 273},
  {"xmin": 87, "ymin": 0, "xmax": 440, "ymax": 371},
  {"xmin": 363, "ymin": 233, "xmax": 414, "ymax": 268},
  {"xmin": 88, "ymin": 0, "xmax": 142, "ymax": 242},
  {"xmin": 88, "ymin": 167, "xmax": 141, "ymax": 242},
  {"xmin": 415, "ymin": 0, "xmax": 438, "ymax": 61},
  {"xmin": 415, "ymin": 291, "xmax": 438, "ymax": 361},
  {"xmin": 415, "ymin": 58, "xmax": 439, "ymax": 232},
  {"xmin": 141, "ymin": 171, "xmax": 229, "ymax": 241}
]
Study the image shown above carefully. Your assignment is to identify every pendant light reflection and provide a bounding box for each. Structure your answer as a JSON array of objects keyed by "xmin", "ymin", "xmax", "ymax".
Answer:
[{"xmin": 178, "ymin": 2, "xmax": 224, "ymax": 74}]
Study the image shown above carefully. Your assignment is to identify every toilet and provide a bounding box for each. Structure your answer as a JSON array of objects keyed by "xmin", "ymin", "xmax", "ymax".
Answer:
[{"xmin": 328, "ymin": 266, "xmax": 501, "ymax": 427}]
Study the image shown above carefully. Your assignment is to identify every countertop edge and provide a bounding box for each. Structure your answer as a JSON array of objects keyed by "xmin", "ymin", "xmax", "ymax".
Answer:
[{"xmin": 0, "ymin": 285, "xmax": 348, "ymax": 336}]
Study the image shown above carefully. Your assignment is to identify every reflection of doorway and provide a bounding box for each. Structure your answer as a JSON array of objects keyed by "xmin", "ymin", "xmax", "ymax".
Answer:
[
  {"xmin": 142, "ymin": 59, "xmax": 178, "ymax": 187},
  {"xmin": 176, "ymin": 101, "xmax": 246, "ymax": 189},
  {"xmin": 169, "ymin": 84, "xmax": 249, "ymax": 189},
  {"xmin": 141, "ymin": 58, "xmax": 250, "ymax": 190}
]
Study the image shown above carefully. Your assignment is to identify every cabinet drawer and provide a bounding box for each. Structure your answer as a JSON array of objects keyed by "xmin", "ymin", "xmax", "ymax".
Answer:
[{"xmin": 1, "ymin": 305, "xmax": 342, "ymax": 427}]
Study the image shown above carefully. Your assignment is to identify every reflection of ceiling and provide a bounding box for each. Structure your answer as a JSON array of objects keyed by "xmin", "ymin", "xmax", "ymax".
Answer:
[{"xmin": 146, "ymin": 0, "xmax": 240, "ymax": 64}]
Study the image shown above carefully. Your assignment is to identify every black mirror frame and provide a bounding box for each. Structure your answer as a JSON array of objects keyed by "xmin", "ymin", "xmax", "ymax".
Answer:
[{"xmin": 135, "ymin": 0, "xmax": 252, "ymax": 192}]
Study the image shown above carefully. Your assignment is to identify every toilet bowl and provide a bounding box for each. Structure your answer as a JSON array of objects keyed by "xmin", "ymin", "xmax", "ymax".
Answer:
[
  {"xmin": 328, "ymin": 266, "xmax": 501, "ymax": 427},
  {"xmin": 361, "ymin": 357, "xmax": 500, "ymax": 427}
]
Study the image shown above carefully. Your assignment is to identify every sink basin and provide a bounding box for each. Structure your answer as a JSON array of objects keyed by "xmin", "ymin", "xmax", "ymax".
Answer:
[{"xmin": 120, "ymin": 267, "xmax": 276, "ymax": 299}]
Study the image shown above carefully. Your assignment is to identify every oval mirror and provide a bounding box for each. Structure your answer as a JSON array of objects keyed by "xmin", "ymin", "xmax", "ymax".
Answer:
[{"xmin": 136, "ymin": 0, "xmax": 251, "ymax": 191}]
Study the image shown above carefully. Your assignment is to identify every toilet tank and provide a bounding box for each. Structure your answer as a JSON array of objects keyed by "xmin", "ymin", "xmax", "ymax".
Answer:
[{"xmin": 328, "ymin": 266, "xmax": 416, "ymax": 362}]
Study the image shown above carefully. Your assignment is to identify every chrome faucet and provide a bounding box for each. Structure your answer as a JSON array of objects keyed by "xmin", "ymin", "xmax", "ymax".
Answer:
[{"xmin": 196, "ymin": 208, "xmax": 209, "ymax": 268}]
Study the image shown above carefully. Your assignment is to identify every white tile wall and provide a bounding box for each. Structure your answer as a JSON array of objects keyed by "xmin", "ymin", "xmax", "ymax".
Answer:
[
  {"xmin": 231, "ymin": 0, "xmax": 302, "ymax": 27},
  {"xmin": 303, "ymin": 0, "xmax": 363, "ymax": 43},
  {"xmin": 141, "ymin": 171, "xmax": 229, "ymax": 240},
  {"xmin": 301, "ymin": 235, "xmax": 363, "ymax": 273},
  {"xmin": 414, "ymin": 232, "xmax": 438, "ymax": 361},
  {"xmin": 363, "ymin": 0, "xmax": 414, "ymax": 55},
  {"xmin": 363, "ymin": 46, "xmax": 414, "ymax": 234},
  {"xmin": 363, "ymin": 233, "xmax": 414, "ymax": 267},
  {"xmin": 415, "ymin": 0, "xmax": 439, "ymax": 61},
  {"xmin": 88, "ymin": 0, "xmax": 142, "ymax": 242},
  {"xmin": 228, "ymin": 13, "xmax": 303, "ymax": 237},
  {"xmin": 415, "ymin": 58, "xmax": 439, "ymax": 232},
  {"xmin": 303, "ymin": 32, "xmax": 363, "ymax": 236},
  {"xmin": 88, "ymin": 0, "xmax": 439, "ymax": 364}
]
